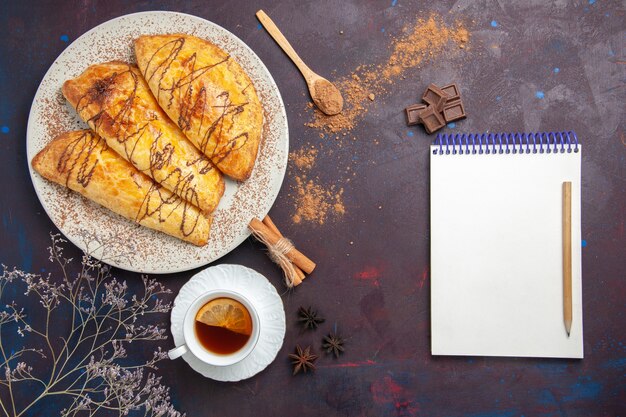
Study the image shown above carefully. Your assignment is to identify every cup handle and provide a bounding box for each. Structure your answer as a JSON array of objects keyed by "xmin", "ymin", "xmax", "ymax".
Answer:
[{"xmin": 168, "ymin": 344, "xmax": 188, "ymax": 360}]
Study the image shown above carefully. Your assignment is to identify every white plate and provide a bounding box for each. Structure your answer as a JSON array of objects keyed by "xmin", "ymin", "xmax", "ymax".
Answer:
[
  {"xmin": 171, "ymin": 264, "xmax": 286, "ymax": 382},
  {"xmin": 26, "ymin": 11, "xmax": 288, "ymax": 274}
]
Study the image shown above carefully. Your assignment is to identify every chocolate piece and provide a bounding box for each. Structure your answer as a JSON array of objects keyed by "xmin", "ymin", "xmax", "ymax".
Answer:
[
  {"xmin": 441, "ymin": 83, "xmax": 461, "ymax": 102},
  {"xmin": 422, "ymin": 84, "xmax": 448, "ymax": 112},
  {"xmin": 405, "ymin": 103, "xmax": 427, "ymax": 126},
  {"xmin": 420, "ymin": 106, "xmax": 446, "ymax": 134},
  {"xmin": 443, "ymin": 98, "xmax": 466, "ymax": 123}
]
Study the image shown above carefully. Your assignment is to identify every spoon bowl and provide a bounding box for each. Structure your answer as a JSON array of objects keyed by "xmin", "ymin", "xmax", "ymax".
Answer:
[{"xmin": 310, "ymin": 78, "xmax": 344, "ymax": 116}]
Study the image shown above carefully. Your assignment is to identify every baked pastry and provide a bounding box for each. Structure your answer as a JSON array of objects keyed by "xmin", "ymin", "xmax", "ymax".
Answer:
[
  {"xmin": 32, "ymin": 130, "xmax": 210, "ymax": 246},
  {"xmin": 134, "ymin": 34, "xmax": 263, "ymax": 180},
  {"xmin": 62, "ymin": 61, "xmax": 224, "ymax": 213}
]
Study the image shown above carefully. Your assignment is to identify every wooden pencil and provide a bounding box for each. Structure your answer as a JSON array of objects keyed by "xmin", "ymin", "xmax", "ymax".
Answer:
[{"xmin": 562, "ymin": 182, "xmax": 572, "ymax": 337}]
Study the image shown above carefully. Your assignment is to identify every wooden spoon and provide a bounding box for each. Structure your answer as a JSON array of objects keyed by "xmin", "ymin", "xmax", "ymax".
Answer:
[{"xmin": 256, "ymin": 10, "xmax": 344, "ymax": 116}]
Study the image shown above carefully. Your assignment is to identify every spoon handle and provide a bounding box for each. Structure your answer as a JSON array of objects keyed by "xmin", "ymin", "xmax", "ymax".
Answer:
[{"xmin": 256, "ymin": 10, "xmax": 315, "ymax": 80}]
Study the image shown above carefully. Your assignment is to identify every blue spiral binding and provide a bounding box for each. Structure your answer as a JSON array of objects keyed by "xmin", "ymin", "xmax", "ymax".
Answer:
[{"xmin": 432, "ymin": 131, "xmax": 579, "ymax": 155}]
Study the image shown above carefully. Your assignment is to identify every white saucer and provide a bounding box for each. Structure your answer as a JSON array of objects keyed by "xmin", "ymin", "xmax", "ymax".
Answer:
[{"xmin": 170, "ymin": 264, "xmax": 286, "ymax": 382}]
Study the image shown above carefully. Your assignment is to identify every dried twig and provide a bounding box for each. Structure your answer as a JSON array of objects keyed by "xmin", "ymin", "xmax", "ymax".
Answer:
[{"xmin": 0, "ymin": 233, "xmax": 183, "ymax": 417}]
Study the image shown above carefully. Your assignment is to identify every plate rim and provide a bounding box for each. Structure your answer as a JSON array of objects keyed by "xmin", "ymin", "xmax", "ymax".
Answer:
[{"xmin": 26, "ymin": 10, "xmax": 289, "ymax": 274}]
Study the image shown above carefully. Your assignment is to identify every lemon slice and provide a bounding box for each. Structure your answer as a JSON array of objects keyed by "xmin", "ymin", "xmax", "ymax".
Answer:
[{"xmin": 195, "ymin": 298, "xmax": 253, "ymax": 336}]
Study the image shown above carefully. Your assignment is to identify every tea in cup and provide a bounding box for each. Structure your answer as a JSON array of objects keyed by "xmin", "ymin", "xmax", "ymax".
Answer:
[{"xmin": 168, "ymin": 290, "xmax": 260, "ymax": 366}]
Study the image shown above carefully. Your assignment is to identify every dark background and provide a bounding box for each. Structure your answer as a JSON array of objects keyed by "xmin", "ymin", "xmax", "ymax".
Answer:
[{"xmin": 1, "ymin": 0, "xmax": 624, "ymax": 416}]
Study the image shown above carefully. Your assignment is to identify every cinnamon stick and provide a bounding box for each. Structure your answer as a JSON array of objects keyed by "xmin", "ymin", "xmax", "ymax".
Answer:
[
  {"xmin": 263, "ymin": 215, "xmax": 306, "ymax": 284},
  {"xmin": 249, "ymin": 218, "xmax": 316, "ymax": 274}
]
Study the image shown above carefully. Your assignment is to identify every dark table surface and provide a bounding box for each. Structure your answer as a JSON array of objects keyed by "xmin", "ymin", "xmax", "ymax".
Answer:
[{"xmin": 1, "ymin": 1, "xmax": 625, "ymax": 416}]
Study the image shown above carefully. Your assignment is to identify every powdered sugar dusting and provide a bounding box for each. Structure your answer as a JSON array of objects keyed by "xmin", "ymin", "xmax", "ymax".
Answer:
[{"xmin": 26, "ymin": 12, "xmax": 288, "ymax": 273}]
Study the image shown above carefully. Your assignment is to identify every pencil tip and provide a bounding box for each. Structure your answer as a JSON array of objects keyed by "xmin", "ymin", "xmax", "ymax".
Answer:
[{"xmin": 567, "ymin": 331, "xmax": 570, "ymax": 337}]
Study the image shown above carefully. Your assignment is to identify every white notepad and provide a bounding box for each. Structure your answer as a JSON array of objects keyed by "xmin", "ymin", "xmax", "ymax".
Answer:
[{"xmin": 430, "ymin": 132, "xmax": 583, "ymax": 358}]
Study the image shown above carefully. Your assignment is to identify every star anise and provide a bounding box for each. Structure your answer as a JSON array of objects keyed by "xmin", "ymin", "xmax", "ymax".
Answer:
[
  {"xmin": 288, "ymin": 345, "xmax": 318, "ymax": 375},
  {"xmin": 322, "ymin": 332, "xmax": 345, "ymax": 358},
  {"xmin": 298, "ymin": 306, "xmax": 325, "ymax": 330}
]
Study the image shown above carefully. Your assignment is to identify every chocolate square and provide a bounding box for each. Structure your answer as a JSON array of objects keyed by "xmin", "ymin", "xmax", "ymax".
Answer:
[
  {"xmin": 405, "ymin": 103, "xmax": 427, "ymax": 126},
  {"xmin": 441, "ymin": 83, "xmax": 461, "ymax": 102},
  {"xmin": 443, "ymin": 99, "xmax": 466, "ymax": 123},
  {"xmin": 422, "ymin": 84, "xmax": 448, "ymax": 112},
  {"xmin": 420, "ymin": 106, "xmax": 446, "ymax": 134}
]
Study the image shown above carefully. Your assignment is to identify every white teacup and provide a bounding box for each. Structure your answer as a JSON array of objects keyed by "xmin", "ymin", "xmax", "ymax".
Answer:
[{"xmin": 168, "ymin": 290, "xmax": 260, "ymax": 366}]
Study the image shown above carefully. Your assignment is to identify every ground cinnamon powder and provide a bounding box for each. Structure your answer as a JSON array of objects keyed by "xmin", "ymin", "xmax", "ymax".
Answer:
[
  {"xmin": 305, "ymin": 15, "xmax": 469, "ymax": 133},
  {"xmin": 292, "ymin": 176, "xmax": 345, "ymax": 225},
  {"xmin": 290, "ymin": 148, "xmax": 318, "ymax": 171},
  {"xmin": 288, "ymin": 148, "xmax": 345, "ymax": 225},
  {"xmin": 312, "ymin": 79, "xmax": 343, "ymax": 115}
]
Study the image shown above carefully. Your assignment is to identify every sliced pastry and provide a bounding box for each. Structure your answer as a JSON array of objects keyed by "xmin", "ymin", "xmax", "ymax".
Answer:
[
  {"xmin": 62, "ymin": 61, "xmax": 224, "ymax": 213},
  {"xmin": 32, "ymin": 130, "xmax": 210, "ymax": 246},
  {"xmin": 134, "ymin": 34, "xmax": 263, "ymax": 181}
]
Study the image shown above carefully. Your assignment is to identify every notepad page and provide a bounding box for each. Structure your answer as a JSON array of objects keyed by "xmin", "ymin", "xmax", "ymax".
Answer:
[{"xmin": 430, "ymin": 147, "xmax": 583, "ymax": 358}]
